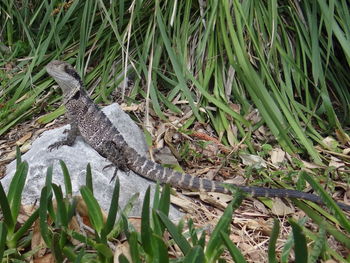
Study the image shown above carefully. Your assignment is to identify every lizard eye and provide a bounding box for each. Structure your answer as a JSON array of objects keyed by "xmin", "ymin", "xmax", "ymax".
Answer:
[
  {"xmin": 64, "ymin": 65, "xmax": 73, "ymax": 73},
  {"xmin": 64, "ymin": 65, "xmax": 82, "ymax": 82},
  {"xmin": 71, "ymin": 90, "xmax": 81, "ymax": 100}
]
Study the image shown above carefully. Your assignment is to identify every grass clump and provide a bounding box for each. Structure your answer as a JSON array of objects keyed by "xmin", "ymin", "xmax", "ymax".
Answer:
[
  {"xmin": 0, "ymin": 150, "xmax": 349, "ymax": 262},
  {"xmin": 1, "ymin": 1, "xmax": 349, "ymax": 163}
]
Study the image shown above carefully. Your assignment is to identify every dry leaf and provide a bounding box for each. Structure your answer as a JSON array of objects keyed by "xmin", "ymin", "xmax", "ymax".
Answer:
[
  {"xmin": 120, "ymin": 103, "xmax": 143, "ymax": 112},
  {"xmin": 230, "ymin": 233, "xmax": 243, "ymax": 243},
  {"xmin": 335, "ymin": 129, "xmax": 350, "ymax": 144},
  {"xmin": 343, "ymin": 148, "xmax": 350, "ymax": 155},
  {"xmin": 114, "ymin": 241, "xmax": 132, "ymax": 263},
  {"xmin": 271, "ymin": 198, "xmax": 294, "ymax": 216},
  {"xmin": 240, "ymin": 242, "xmax": 261, "ymax": 261},
  {"xmin": 245, "ymin": 109, "xmax": 261, "ymax": 124},
  {"xmin": 153, "ymin": 147, "xmax": 179, "ymax": 165},
  {"xmin": 328, "ymin": 156, "xmax": 344, "ymax": 169},
  {"xmin": 33, "ymin": 254, "xmax": 55, "ymax": 263},
  {"xmin": 224, "ymin": 176, "xmax": 246, "ymax": 185},
  {"xmin": 270, "ymin": 148, "xmax": 285, "ymax": 165},
  {"xmin": 244, "ymin": 218, "xmax": 264, "ymax": 231},
  {"xmin": 0, "ymin": 149, "xmax": 17, "ymax": 162},
  {"xmin": 32, "ymin": 220, "xmax": 46, "ymax": 258},
  {"xmin": 322, "ymin": 136, "xmax": 338, "ymax": 150},
  {"xmin": 68, "ymin": 216, "xmax": 82, "ymax": 245},
  {"xmin": 170, "ymin": 195, "xmax": 196, "ymax": 214},
  {"xmin": 207, "ymin": 192, "xmax": 233, "ymax": 203},
  {"xmin": 20, "ymin": 142, "xmax": 31, "ymax": 152},
  {"xmin": 239, "ymin": 154, "xmax": 267, "ymax": 168},
  {"xmin": 16, "ymin": 132, "xmax": 32, "ymax": 146},
  {"xmin": 18, "ymin": 205, "xmax": 36, "ymax": 224},
  {"xmin": 301, "ymin": 161, "xmax": 324, "ymax": 169},
  {"xmin": 199, "ymin": 192, "xmax": 229, "ymax": 209},
  {"xmin": 76, "ymin": 196, "xmax": 107, "ymax": 226},
  {"xmin": 230, "ymin": 103, "xmax": 241, "ymax": 113},
  {"xmin": 328, "ymin": 156, "xmax": 345, "ymax": 168},
  {"xmin": 253, "ymin": 200, "xmax": 269, "ymax": 214},
  {"xmin": 128, "ymin": 217, "xmax": 142, "ymax": 232}
]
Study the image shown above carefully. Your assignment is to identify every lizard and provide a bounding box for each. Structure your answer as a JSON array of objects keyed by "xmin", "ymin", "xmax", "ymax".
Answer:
[{"xmin": 46, "ymin": 60, "xmax": 350, "ymax": 211}]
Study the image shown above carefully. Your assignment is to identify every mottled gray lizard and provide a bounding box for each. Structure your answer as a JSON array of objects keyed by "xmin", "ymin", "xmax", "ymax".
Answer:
[{"xmin": 46, "ymin": 60, "xmax": 350, "ymax": 211}]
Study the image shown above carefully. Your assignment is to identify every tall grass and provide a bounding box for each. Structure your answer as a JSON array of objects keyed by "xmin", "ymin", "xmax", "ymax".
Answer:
[{"xmin": 1, "ymin": 0, "xmax": 349, "ymax": 163}]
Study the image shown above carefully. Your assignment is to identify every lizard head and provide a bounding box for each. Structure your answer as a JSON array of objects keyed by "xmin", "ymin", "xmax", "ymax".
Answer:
[{"xmin": 46, "ymin": 60, "xmax": 83, "ymax": 102}]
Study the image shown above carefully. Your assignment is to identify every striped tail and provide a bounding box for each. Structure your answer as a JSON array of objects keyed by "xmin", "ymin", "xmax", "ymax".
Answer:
[{"xmin": 124, "ymin": 147, "xmax": 350, "ymax": 211}]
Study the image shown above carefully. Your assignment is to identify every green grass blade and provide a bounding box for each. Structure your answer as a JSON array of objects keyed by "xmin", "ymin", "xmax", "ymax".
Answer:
[
  {"xmin": 301, "ymin": 171, "xmax": 350, "ymax": 232},
  {"xmin": 128, "ymin": 231, "xmax": 141, "ymax": 263},
  {"xmin": 7, "ymin": 161, "xmax": 28, "ymax": 223},
  {"xmin": 94, "ymin": 243, "xmax": 113, "ymax": 259},
  {"xmin": 118, "ymin": 254, "xmax": 130, "ymax": 263},
  {"xmin": 80, "ymin": 186, "xmax": 104, "ymax": 235},
  {"xmin": 85, "ymin": 163, "xmax": 93, "ymax": 193},
  {"xmin": 205, "ymin": 201, "xmax": 234, "ymax": 261},
  {"xmin": 157, "ymin": 210, "xmax": 191, "ymax": 255},
  {"xmin": 268, "ymin": 219, "xmax": 280, "ymax": 263},
  {"xmin": 221, "ymin": 231, "xmax": 247, "ymax": 263},
  {"xmin": 107, "ymin": 193, "xmax": 139, "ymax": 240},
  {"xmin": 52, "ymin": 184, "xmax": 68, "ymax": 227},
  {"xmin": 73, "ymin": 248, "xmax": 85, "ymax": 263},
  {"xmin": 289, "ymin": 220, "xmax": 308, "ymax": 263},
  {"xmin": 152, "ymin": 183, "xmax": 161, "ymax": 209},
  {"xmin": 155, "ymin": 0, "xmax": 202, "ymax": 122},
  {"xmin": 11, "ymin": 209, "xmax": 39, "ymax": 243},
  {"xmin": 15, "ymin": 146, "xmax": 21, "ymax": 168},
  {"xmin": 0, "ymin": 182, "xmax": 14, "ymax": 232},
  {"xmin": 0, "ymin": 222, "xmax": 7, "ymax": 260},
  {"xmin": 52, "ymin": 232, "xmax": 64, "ymax": 263},
  {"xmin": 59, "ymin": 160, "xmax": 72, "ymax": 197},
  {"xmin": 7, "ymin": 161, "xmax": 28, "ymax": 206},
  {"xmin": 309, "ymin": 224, "xmax": 326, "ymax": 263},
  {"xmin": 152, "ymin": 233, "xmax": 169, "ymax": 263},
  {"xmin": 62, "ymin": 246, "xmax": 78, "ymax": 262},
  {"xmin": 187, "ymin": 219, "xmax": 198, "ymax": 246},
  {"xmin": 183, "ymin": 246, "xmax": 205, "ymax": 263},
  {"xmin": 141, "ymin": 186, "xmax": 153, "ymax": 257},
  {"xmin": 294, "ymin": 200, "xmax": 350, "ymax": 249},
  {"xmin": 76, "ymin": 0, "xmax": 97, "ymax": 72},
  {"xmin": 101, "ymin": 177, "xmax": 120, "ymax": 241},
  {"xmin": 45, "ymin": 165, "xmax": 53, "ymax": 188},
  {"xmin": 158, "ymin": 184, "xmax": 170, "ymax": 217},
  {"xmin": 39, "ymin": 186, "xmax": 52, "ymax": 247}
]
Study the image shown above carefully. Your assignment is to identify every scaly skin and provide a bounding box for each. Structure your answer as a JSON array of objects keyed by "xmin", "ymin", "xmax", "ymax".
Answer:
[{"xmin": 46, "ymin": 60, "xmax": 350, "ymax": 211}]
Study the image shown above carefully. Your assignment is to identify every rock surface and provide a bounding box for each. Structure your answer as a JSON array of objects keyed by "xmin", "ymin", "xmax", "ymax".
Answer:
[{"xmin": 3, "ymin": 104, "xmax": 182, "ymax": 220}]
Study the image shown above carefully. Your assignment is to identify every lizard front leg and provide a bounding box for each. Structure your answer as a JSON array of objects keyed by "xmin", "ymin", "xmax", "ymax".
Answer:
[{"xmin": 48, "ymin": 122, "xmax": 80, "ymax": 151}]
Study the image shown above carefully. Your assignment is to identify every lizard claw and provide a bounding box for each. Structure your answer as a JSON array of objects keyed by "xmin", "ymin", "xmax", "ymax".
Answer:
[
  {"xmin": 48, "ymin": 142, "xmax": 62, "ymax": 151},
  {"xmin": 103, "ymin": 163, "xmax": 129, "ymax": 172},
  {"xmin": 48, "ymin": 140, "xmax": 70, "ymax": 151},
  {"xmin": 110, "ymin": 168, "xmax": 118, "ymax": 183},
  {"xmin": 109, "ymin": 167, "xmax": 131, "ymax": 183},
  {"xmin": 103, "ymin": 163, "xmax": 114, "ymax": 171},
  {"xmin": 102, "ymin": 163, "xmax": 130, "ymax": 183}
]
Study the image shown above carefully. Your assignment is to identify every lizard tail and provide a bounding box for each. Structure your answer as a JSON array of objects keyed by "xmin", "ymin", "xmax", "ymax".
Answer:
[{"xmin": 126, "ymin": 149, "xmax": 350, "ymax": 211}]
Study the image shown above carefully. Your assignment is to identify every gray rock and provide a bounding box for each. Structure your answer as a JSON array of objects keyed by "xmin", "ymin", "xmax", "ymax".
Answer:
[{"xmin": 3, "ymin": 104, "xmax": 182, "ymax": 220}]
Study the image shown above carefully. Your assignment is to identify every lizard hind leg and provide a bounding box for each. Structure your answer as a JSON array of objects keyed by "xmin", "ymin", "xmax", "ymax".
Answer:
[
  {"xmin": 103, "ymin": 163, "xmax": 130, "ymax": 183},
  {"xmin": 108, "ymin": 166, "xmax": 131, "ymax": 183},
  {"xmin": 100, "ymin": 141, "xmax": 129, "ymax": 181}
]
